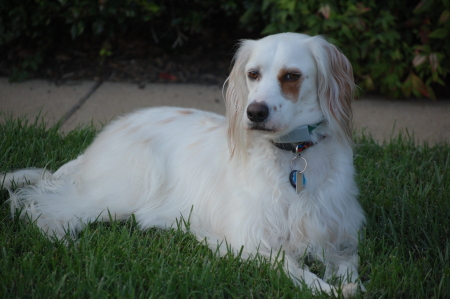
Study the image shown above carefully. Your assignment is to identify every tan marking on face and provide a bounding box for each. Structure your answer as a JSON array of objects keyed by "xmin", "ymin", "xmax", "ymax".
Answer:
[
  {"xmin": 277, "ymin": 67, "xmax": 303, "ymax": 103},
  {"xmin": 156, "ymin": 117, "xmax": 176, "ymax": 125},
  {"xmin": 178, "ymin": 110, "xmax": 193, "ymax": 115}
]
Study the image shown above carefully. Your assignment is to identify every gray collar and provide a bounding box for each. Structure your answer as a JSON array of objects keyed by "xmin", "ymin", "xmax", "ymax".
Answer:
[
  {"xmin": 273, "ymin": 122, "xmax": 322, "ymax": 143},
  {"xmin": 272, "ymin": 122, "xmax": 324, "ymax": 152}
]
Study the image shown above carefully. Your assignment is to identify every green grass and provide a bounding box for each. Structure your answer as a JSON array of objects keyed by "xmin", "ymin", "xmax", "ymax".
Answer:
[{"xmin": 1, "ymin": 115, "xmax": 449, "ymax": 298}]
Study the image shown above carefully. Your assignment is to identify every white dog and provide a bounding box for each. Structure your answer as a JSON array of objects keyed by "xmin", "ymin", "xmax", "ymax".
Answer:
[{"xmin": 2, "ymin": 33, "xmax": 365, "ymax": 297}]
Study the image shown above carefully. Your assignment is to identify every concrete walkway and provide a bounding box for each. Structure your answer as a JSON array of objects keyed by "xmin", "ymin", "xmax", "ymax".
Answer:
[{"xmin": 1, "ymin": 78, "xmax": 449, "ymax": 144}]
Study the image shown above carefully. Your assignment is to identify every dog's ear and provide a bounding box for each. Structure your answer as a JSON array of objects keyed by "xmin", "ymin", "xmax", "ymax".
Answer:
[
  {"xmin": 224, "ymin": 40, "xmax": 255, "ymax": 159},
  {"xmin": 309, "ymin": 36, "xmax": 355, "ymax": 147}
]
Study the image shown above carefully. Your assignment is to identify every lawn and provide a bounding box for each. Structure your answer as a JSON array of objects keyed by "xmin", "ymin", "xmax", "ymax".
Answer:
[{"xmin": 1, "ymin": 115, "xmax": 449, "ymax": 298}]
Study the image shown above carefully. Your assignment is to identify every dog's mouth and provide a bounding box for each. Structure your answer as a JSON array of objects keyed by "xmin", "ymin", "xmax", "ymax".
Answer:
[{"xmin": 248, "ymin": 123, "xmax": 277, "ymax": 132}]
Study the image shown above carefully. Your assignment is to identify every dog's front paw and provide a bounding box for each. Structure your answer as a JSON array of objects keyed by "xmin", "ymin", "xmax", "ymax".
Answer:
[{"xmin": 341, "ymin": 283, "xmax": 358, "ymax": 298}]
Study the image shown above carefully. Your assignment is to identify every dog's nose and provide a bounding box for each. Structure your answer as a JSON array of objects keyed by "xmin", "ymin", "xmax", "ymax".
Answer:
[{"xmin": 247, "ymin": 102, "xmax": 269, "ymax": 123}]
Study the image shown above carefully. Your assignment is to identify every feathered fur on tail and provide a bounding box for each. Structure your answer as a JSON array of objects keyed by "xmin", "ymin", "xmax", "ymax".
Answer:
[{"xmin": 2, "ymin": 168, "xmax": 110, "ymax": 239}]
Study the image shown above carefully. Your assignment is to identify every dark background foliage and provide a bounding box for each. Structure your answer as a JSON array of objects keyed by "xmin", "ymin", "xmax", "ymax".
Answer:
[{"xmin": 1, "ymin": 0, "xmax": 448, "ymax": 99}]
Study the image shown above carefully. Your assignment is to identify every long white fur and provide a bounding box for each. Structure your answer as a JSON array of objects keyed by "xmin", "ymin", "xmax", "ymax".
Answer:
[{"xmin": 2, "ymin": 33, "xmax": 365, "ymax": 297}]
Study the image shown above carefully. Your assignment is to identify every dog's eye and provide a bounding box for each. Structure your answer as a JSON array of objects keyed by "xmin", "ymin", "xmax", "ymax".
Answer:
[
  {"xmin": 285, "ymin": 73, "xmax": 301, "ymax": 81},
  {"xmin": 247, "ymin": 70, "xmax": 259, "ymax": 80}
]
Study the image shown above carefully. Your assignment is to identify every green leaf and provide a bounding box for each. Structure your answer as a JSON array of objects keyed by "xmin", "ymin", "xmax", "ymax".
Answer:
[
  {"xmin": 92, "ymin": 20, "xmax": 104, "ymax": 35},
  {"xmin": 77, "ymin": 21, "xmax": 85, "ymax": 36},
  {"xmin": 70, "ymin": 23, "xmax": 77, "ymax": 39},
  {"xmin": 341, "ymin": 24, "xmax": 353, "ymax": 39},
  {"xmin": 429, "ymin": 28, "xmax": 448, "ymax": 39},
  {"xmin": 409, "ymin": 72, "xmax": 430, "ymax": 98},
  {"xmin": 426, "ymin": 85, "xmax": 437, "ymax": 101},
  {"xmin": 439, "ymin": 10, "xmax": 449, "ymax": 24},
  {"xmin": 283, "ymin": 0, "xmax": 296, "ymax": 12},
  {"xmin": 402, "ymin": 74, "xmax": 413, "ymax": 97},
  {"xmin": 261, "ymin": 23, "xmax": 279, "ymax": 35},
  {"xmin": 262, "ymin": 0, "xmax": 272, "ymax": 11}
]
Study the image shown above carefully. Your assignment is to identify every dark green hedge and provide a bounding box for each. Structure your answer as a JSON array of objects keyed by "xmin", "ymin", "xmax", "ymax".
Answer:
[
  {"xmin": 1, "ymin": 0, "xmax": 448, "ymax": 99},
  {"xmin": 245, "ymin": 0, "xmax": 449, "ymax": 99}
]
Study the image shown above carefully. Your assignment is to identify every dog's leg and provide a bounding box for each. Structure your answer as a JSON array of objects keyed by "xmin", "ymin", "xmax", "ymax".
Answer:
[
  {"xmin": 324, "ymin": 254, "xmax": 366, "ymax": 295},
  {"xmin": 324, "ymin": 254, "xmax": 358, "ymax": 283},
  {"xmin": 286, "ymin": 255, "xmax": 363, "ymax": 298},
  {"xmin": 285, "ymin": 257, "xmax": 339, "ymax": 296},
  {"xmin": 336, "ymin": 259, "xmax": 359, "ymax": 284},
  {"xmin": 336, "ymin": 255, "xmax": 366, "ymax": 293}
]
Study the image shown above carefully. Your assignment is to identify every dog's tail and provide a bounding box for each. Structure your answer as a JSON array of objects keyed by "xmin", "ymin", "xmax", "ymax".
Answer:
[
  {"xmin": 1, "ymin": 162, "xmax": 123, "ymax": 239},
  {"xmin": 1, "ymin": 168, "xmax": 51, "ymax": 189}
]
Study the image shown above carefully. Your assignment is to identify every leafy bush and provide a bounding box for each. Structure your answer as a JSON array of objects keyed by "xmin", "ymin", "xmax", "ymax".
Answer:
[
  {"xmin": 0, "ymin": 0, "xmax": 243, "ymax": 80},
  {"xmin": 1, "ymin": 0, "xmax": 448, "ymax": 99},
  {"xmin": 0, "ymin": 0, "xmax": 162, "ymax": 80},
  {"xmin": 0, "ymin": 0, "xmax": 161, "ymax": 44},
  {"xmin": 241, "ymin": 0, "xmax": 449, "ymax": 100}
]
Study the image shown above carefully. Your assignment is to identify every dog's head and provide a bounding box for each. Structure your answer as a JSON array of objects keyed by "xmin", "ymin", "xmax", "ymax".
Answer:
[{"xmin": 225, "ymin": 33, "xmax": 355, "ymax": 158}]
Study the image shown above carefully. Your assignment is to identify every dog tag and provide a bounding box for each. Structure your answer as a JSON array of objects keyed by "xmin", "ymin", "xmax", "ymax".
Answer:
[
  {"xmin": 289, "ymin": 170, "xmax": 306, "ymax": 193},
  {"xmin": 289, "ymin": 148, "xmax": 307, "ymax": 194}
]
